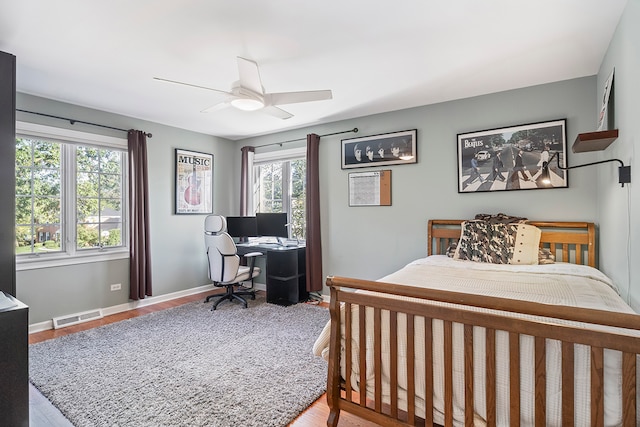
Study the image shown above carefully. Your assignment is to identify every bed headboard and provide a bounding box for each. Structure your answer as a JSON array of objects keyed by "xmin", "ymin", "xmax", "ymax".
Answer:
[{"xmin": 427, "ymin": 219, "xmax": 596, "ymax": 268}]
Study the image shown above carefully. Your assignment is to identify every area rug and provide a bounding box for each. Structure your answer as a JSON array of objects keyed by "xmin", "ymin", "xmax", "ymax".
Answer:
[{"xmin": 29, "ymin": 295, "xmax": 330, "ymax": 427}]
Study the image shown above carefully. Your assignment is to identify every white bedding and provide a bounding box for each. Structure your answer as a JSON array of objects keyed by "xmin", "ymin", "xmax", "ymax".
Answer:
[{"xmin": 313, "ymin": 256, "xmax": 637, "ymax": 426}]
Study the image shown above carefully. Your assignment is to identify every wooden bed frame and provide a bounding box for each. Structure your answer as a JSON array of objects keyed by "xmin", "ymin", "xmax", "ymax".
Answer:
[{"xmin": 325, "ymin": 220, "xmax": 640, "ymax": 427}]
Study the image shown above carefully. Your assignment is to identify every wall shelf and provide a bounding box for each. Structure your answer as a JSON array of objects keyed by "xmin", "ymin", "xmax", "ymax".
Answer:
[{"xmin": 572, "ymin": 129, "xmax": 619, "ymax": 153}]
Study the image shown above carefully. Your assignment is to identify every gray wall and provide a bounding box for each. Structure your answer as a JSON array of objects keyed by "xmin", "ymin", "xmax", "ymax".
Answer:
[
  {"xmin": 596, "ymin": 0, "xmax": 640, "ymax": 310},
  {"xmin": 16, "ymin": 93, "xmax": 237, "ymax": 324},
  {"xmin": 238, "ymin": 76, "xmax": 598, "ymax": 289}
]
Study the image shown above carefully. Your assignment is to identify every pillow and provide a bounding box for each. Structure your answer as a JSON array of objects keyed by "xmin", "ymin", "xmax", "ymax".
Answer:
[
  {"xmin": 447, "ymin": 240, "xmax": 554, "ymax": 265},
  {"xmin": 538, "ymin": 247, "xmax": 556, "ymax": 264},
  {"xmin": 446, "ymin": 241, "xmax": 458, "ymax": 258},
  {"xmin": 453, "ymin": 220, "xmax": 541, "ymax": 265},
  {"xmin": 474, "ymin": 212, "xmax": 528, "ymax": 224}
]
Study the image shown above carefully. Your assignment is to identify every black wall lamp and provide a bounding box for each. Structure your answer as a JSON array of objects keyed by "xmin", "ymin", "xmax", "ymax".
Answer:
[{"xmin": 541, "ymin": 152, "xmax": 631, "ymax": 187}]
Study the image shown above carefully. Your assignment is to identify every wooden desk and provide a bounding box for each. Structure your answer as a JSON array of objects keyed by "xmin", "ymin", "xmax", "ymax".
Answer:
[{"xmin": 236, "ymin": 243, "xmax": 307, "ymax": 306}]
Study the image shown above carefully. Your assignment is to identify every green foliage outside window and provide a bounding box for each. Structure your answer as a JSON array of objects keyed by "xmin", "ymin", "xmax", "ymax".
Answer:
[
  {"xmin": 15, "ymin": 137, "xmax": 62, "ymax": 253},
  {"xmin": 15, "ymin": 136, "xmax": 124, "ymax": 255},
  {"xmin": 290, "ymin": 159, "xmax": 306, "ymax": 239}
]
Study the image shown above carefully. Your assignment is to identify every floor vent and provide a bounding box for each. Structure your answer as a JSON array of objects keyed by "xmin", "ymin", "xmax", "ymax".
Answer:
[{"xmin": 52, "ymin": 309, "xmax": 104, "ymax": 329}]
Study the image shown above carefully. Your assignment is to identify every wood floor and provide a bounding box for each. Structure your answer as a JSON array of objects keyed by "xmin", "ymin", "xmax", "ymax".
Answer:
[{"xmin": 29, "ymin": 290, "xmax": 379, "ymax": 427}]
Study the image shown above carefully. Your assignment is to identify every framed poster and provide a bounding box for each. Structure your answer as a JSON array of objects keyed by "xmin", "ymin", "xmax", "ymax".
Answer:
[
  {"xmin": 175, "ymin": 149, "xmax": 213, "ymax": 214},
  {"xmin": 457, "ymin": 119, "xmax": 567, "ymax": 193},
  {"xmin": 341, "ymin": 129, "xmax": 417, "ymax": 169}
]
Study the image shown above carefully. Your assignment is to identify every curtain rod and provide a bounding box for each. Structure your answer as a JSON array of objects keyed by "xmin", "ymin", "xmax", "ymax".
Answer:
[
  {"xmin": 254, "ymin": 127, "xmax": 358, "ymax": 149},
  {"xmin": 16, "ymin": 109, "xmax": 153, "ymax": 138}
]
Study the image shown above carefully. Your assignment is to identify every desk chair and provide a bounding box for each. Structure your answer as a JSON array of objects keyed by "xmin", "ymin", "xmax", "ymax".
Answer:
[{"xmin": 204, "ymin": 215, "xmax": 262, "ymax": 310}]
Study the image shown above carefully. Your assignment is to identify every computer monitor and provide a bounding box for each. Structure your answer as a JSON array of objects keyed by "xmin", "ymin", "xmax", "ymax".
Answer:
[
  {"xmin": 256, "ymin": 212, "xmax": 288, "ymax": 238},
  {"xmin": 225, "ymin": 216, "xmax": 257, "ymax": 242}
]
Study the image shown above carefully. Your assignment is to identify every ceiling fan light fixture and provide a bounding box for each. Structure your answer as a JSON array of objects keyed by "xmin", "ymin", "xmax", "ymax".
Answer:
[{"xmin": 230, "ymin": 97, "xmax": 264, "ymax": 111}]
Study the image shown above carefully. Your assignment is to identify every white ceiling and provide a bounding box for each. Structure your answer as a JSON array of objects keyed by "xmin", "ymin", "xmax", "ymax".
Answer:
[{"xmin": 1, "ymin": 0, "xmax": 628, "ymax": 141}]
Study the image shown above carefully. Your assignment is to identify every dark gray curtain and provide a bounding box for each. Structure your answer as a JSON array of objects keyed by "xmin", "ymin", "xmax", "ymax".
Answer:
[
  {"xmin": 128, "ymin": 130, "xmax": 152, "ymax": 300},
  {"xmin": 305, "ymin": 133, "xmax": 323, "ymax": 292},
  {"xmin": 240, "ymin": 146, "xmax": 255, "ymax": 216}
]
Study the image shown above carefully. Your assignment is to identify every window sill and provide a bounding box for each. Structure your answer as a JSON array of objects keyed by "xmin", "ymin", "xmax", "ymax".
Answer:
[{"xmin": 16, "ymin": 250, "xmax": 129, "ymax": 271}]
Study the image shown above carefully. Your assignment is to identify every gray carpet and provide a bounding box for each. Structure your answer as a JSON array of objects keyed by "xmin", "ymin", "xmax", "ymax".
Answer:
[{"xmin": 29, "ymin": 295, "xmax": 330, "ymax": 427}]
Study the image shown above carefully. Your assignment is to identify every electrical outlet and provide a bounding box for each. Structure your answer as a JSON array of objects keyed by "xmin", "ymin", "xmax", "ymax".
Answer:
[{"xmin": 110, "ymin": 283, "xmax": 121, "ymax": 291}]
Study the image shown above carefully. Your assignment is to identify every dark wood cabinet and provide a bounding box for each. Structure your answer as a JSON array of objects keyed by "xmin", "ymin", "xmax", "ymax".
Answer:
[
  {"xmin": 0, "ymin": 51, "xmax": 16, "ymax": 297},
  {"xmin": 265, "ymin": 246, "xmax": 307, "ymax": 306},
  {"xmin": 0, "ymin": 295, "xmax": 29, "ymax": 427},
  {"xmin": 0, "ymin": 50, "xmax": 28, "ymax": 426}
]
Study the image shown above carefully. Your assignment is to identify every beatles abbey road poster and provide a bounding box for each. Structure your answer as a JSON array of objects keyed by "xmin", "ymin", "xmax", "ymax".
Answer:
[{"xmin": 457, "ymin": 119, "xmax": 567, "ymax": 193}]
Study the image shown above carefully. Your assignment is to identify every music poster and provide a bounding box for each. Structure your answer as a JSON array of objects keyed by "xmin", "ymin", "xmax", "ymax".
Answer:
[{"xmin": 175, "ymin": 149, "xmax": 213, "ymax": 214}]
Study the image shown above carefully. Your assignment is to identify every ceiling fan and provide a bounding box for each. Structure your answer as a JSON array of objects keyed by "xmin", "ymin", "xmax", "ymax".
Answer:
[{"xmin": 154, "ymin": 57, "xmax": 333, "ymax": 119}]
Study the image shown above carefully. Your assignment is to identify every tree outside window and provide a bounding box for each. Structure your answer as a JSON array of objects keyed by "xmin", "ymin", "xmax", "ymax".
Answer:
[
  {"xmin": 15, "ymin": 128, "xmax": 126, "ymax": 259},
  {"xmin": 15, "ymin": 137, "xmax": 62, "ymax": 254}
]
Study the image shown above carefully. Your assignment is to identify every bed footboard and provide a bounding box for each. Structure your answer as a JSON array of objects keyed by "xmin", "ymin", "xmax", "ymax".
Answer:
[{"xmin": 325, "ymin": 275, "xmax": 640, "ymax": 427}]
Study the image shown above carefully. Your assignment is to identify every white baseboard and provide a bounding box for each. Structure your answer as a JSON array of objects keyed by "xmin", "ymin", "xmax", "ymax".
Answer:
[{"xmin": 29, "ymin": 282, "xmax": 268, "ymax": 334}]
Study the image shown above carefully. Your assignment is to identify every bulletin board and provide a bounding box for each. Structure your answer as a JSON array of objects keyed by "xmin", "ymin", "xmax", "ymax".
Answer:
[{"xmin": 348, "ymin": 170, "xmax": 391, "ymax": 206}]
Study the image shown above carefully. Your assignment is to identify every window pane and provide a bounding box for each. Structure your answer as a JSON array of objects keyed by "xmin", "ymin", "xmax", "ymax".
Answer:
[
  {"xmin": 15, "ymin": 138, "xmax": 32, "ymax": 167},
  {"xmin": 15, "ymin": 196, "xmax": 32, "ymax": 224},
  {"xmin": 101, "ymin": 198, "xmax": 122, "ymax": 214},
  {"xmin": 15, "ymin": 137, "xmax": 63, "ymax": 255},
  {"xmin": 76, "ymin": 146, "xmax": 125, "ymax": 250},
  {"xmin": 290, "ymin": 159, "xmax": 306, "ymax": 239},
  {"xmin": 101, "ymin": 224, "xmax": 123, "ymax": 247},
  {"xmin": 33, "ymin": 168, "xmax": 61, "ymax": 196},
  {"xmin": 77, "ymin": 172, "xmax": 100, "ymax": 198},
  {"xmin": 77, "ymin": 146, "xmax": 100, "ymax": 172},
  {"xmin": 255, "ymin": 162, "xmax": 283, "ymax": 213},
  {"xmin": 33, "ymin": 140, "xmax": 61, "ymax": 168},
  {"xmin": 253, "ymin": 156, "xmax": 306, "ymax": 240},
  {"xmin": 100, "ymin": 150, "xmax": 122, "ymax": 174},
  {"xmin": 15, "ymin": 167, "xmax": 32, "ymax": 196},
  {"xmin": 15, "ymin": 225, "xmax": 34, "ymax": 254},
  {"xmin": 34, "ymin": 223, "xmax": 61, "ymax": 252},
  {"xmin": 33, "ymin": 197, "xmax": 61, "ymax": 224},
  {"xmin": 77, "ymin": 224, "xmax": 100, "ymax": 248},
  {"xmin": 77, "ymin": 198, "xmax": 99, "ymax": 221},
  {"xmin": 100, "ymin": 174, "xmax": 121, "ymax": 198}
]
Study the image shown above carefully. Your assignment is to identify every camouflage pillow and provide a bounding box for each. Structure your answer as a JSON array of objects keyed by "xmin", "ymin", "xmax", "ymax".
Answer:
[
  {"xmin": 474, "ymin": 213, "xmax": 528, "ymax": 224},
  {"xmin": 447, "ymin": 240, "xmax": 554, "ymax": 264},
  {"xmin": 538, "ymin": 247, "xmax": 556, "ymax": 264},
  {"xmin": 446, "ymin": 240, "xmax": 458, "ymax": 257},
  {"xmin": 453, "ymin": 220, "xmax": 541, "ymax": 264}
]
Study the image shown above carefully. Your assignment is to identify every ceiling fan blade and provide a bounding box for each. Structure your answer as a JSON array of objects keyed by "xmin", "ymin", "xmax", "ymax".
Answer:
[
  {"xmin": 236, "ymin": 57, "xmax": 264, "ymax": 95},
  {"xmin": 262, "ymin": 105, "xmax": 293, "ymax": 120},
  {"xmin": 266, "ymin": 90, "xmax": 333, "ymax": 106},
  {"xmin": 200, "ymin": 101, "xmax": 231, "ymax": 113},
  {"xmin": 153, "ymin": 77, "xmax": 232, "ymax": 95}
]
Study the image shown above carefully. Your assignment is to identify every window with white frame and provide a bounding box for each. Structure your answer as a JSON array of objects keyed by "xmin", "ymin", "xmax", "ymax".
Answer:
[
  {"xmin": 15, "ymin": 122, "xmax": 128, "ymax": 266},
  {"xmin": 252, "ymin": 147, "xmax": 306, "ymax": 239}
]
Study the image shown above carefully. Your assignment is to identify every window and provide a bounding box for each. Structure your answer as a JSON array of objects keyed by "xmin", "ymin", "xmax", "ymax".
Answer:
[
  {"xmin": 252, "ymin": 147, "xmax": 306, "ymax": 239},
  {"xmin": 15, "ymin": 122, "xmax": 128, "ymax": 268}
]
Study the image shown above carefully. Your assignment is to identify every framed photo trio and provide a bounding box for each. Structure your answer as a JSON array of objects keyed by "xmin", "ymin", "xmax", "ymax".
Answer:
[
  {"xmin": 457, "ymin": 119, "xmax": 567, "ymax": 193},
  {"xmin": 341, "ymin": 129, "xmax": 417, "ymax": 169},
  {"xmin": 175, "ymin": 149, "xmax": 213, "ymax": 214}
]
